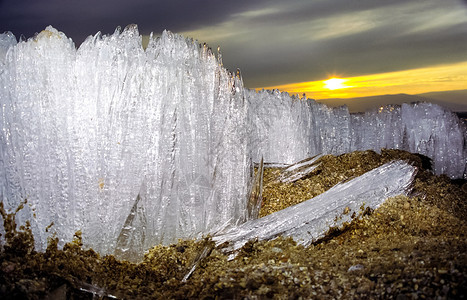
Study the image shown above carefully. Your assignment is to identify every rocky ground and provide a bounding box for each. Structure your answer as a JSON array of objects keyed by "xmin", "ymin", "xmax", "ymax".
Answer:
[{"xmin": 1, "ymin": 149, "xmax": 466, "ymax": 299}]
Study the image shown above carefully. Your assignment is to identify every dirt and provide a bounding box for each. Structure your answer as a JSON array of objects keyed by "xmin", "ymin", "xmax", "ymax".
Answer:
[{"xmin": 1, "ymin": 149, "xmax": 466, "ymax": 299}]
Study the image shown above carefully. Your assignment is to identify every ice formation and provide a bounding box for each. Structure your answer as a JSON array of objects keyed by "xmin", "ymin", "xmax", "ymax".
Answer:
[
  {"xmin": 0, "ymin": 26, "xmax": 250, "ymax": 257},
  {"xmin": 213, "ymin": 160, "xmax": 417, "ymax": 253},
  {"xmin": 0, "ymin": 26, "xmax": 466, "ymax": 258},
  {"xmin": 248, "ymin": 89, "xmax": 467, "ymax": 178}
]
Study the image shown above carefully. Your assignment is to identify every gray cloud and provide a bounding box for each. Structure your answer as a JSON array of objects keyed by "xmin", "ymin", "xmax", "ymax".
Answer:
[
  {"xmin": 1, "ymin": 0, "xmax": 466, "ymax": 88},
  {"xmin": 195, "ymin": 0, "xmax": 467, "ymax": 87},
  {"xmin": 0, "ymin": 0, "xmax": 262, "ymax": 43}
]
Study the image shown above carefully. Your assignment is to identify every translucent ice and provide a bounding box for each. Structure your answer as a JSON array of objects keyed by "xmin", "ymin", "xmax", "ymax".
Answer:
[
  {"xmin": 0, "ymin": 26, "xmax": 466, "ymax": 259},
  {"xmin": 277, "ymin": 154, "xmax": 322, "ymax": 183},
  {"xmin": 0, "ymin": 26, "xmax": 250, "ymax": 256},
  {"xmin": 213, "ymin": 160, "xmax": 417, "ymax": 253},
  {"xmin": 248, "ymin": 89, "xmax": 466, "ymax": 179}
]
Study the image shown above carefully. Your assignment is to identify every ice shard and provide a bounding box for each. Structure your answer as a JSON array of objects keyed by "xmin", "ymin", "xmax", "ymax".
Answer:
[
  {"xmin": 213, "ymin": 160, "xmax": 417, "ymax": 253},
  {"xmin": 0, "ymin": 26, "xmax": 466, "ymax": 259},
  {"xmin": 277, "ymin": 154, "xmax": 322, "ymax": 183}
]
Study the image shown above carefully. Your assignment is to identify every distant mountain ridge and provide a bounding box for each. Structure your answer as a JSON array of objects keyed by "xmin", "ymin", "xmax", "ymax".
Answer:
[{"xmin": 316, "ymin": 89, "xmax": 467, "ymax": 113}]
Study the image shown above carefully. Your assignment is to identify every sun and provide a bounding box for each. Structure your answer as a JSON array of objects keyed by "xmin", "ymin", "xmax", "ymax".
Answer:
[{"xmin": 323, "ymin": 78, "xmax": 348, "ymax": 90}]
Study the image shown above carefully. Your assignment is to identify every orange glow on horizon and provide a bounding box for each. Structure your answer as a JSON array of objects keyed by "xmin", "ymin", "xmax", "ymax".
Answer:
[{"xmin": 255, "ymin": 61, "xmax": 467, "ymax": 99}]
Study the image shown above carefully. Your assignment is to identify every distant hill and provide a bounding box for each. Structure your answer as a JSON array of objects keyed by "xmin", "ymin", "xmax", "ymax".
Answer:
[
  {"xmin": 416, "ymin": 89, "xmax": 467, "ymax": 111},
  {"xmin": 316, "ymin": 89, "xmax": 467, "ymax": 113}
]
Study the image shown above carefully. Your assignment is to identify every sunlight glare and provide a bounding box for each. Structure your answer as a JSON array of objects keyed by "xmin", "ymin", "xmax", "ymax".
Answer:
[{"xmin": 324, "ymin": 78, "xmax": 348, "ymax": 90}]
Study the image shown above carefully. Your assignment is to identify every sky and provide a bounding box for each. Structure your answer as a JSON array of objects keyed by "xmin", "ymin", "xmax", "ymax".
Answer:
[{"xmin": 1, "ymin": 0, "xmax": 466, "ymax": 100}]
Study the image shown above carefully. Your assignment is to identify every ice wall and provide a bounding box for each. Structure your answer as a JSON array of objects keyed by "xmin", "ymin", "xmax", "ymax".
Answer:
[
  {"xmin": 248, "ymin": 90, "xmax": 467, "ymax": 179},
  {"xmin": 351, "ymin": 103, "xmax": 466, "ymax": 178},
  {"xmin": 0, "ymin": 26, "xmax": 466, "ymax": 258},
  {"xmin": 248, "ymin": 90, "xmax": 352, "ymax": 163},
  {"xmin": 0, "ymin": 26, "xmax": 250, "ymax": 256}
]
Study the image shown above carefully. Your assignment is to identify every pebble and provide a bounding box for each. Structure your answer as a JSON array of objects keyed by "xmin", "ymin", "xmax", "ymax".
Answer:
[{"xmin": 347, "ymin": 264, "xmax": 365, "ymax": 272}]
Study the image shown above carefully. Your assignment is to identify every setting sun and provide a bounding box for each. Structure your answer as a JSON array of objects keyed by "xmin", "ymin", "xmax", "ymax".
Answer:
[
  {"xmin": 256, "ymin": 61, "xmax": 467, "ymax": 100},
  {"xmin": 323, "ymin": 78, "xmax": 348, "ymax": 90}
]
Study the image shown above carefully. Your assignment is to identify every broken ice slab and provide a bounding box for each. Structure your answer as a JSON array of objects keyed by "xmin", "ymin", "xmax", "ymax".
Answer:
[
  {"xmin": 246, "ymin": 158, "xmax": 264, "ymax": 221},
  {"xmin": 277, "ymin": 154, "xmax": 323, "ymax": 183},
  {"xmin": 213, "ymin": 160, "xmax": 417, "ymax": 253},
  {"xmin": 254, "ymin": 162, "xmax": 291, "ymax": 169}
]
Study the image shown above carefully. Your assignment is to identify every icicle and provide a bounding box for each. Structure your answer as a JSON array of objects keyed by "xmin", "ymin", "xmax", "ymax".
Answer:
[{"xmin": 217, "ymin": 45, "xmax": 223, "ymax": 66}]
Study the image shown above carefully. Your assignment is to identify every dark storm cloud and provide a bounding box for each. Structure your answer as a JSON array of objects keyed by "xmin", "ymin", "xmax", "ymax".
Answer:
[
  {"xmin": 0, "ymin": 0, "xmax": 265, "ymax": 44},
  {"xmin": 1, "ymin": 0, "xmax": 466, "ymax": 88}
]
